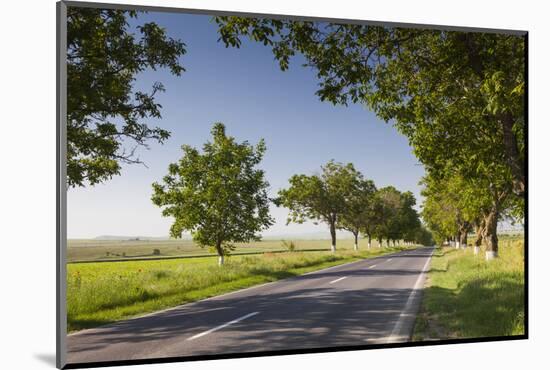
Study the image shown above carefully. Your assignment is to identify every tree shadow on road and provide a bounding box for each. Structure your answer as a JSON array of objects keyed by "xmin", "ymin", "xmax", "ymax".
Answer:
[{"xmin": 66, "ymin": 285, "xmax": 416, "ymax": 362}]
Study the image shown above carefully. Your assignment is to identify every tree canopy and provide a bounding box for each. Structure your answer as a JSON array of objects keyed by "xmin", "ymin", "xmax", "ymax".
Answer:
[
  {"xmin": 338, "ymin": 177, "xmax": 376, "ymax": 250},
  {"xmin": 276, "ymin": 161, "xmax": 363, "ymax": 252},
  {"xmin": 371, "ymin": 186, "xmax": 420, "ymax": 246},
  {"xmin": 67, "ymin": 7, "xmax": 186, "ymax": 187},
  {"xmin": 151, "ymin": 123, "xmax": 274, "ymax": 265}
]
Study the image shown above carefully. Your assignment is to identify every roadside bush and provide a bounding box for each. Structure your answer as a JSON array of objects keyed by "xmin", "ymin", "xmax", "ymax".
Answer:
[{"xmin": 281, "ymin": 240, "xmax": 296, "ymax": 252}]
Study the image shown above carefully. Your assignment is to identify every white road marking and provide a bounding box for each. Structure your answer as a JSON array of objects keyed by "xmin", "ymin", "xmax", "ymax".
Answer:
[
  {"xmin": 385, "ymin": 249, "xmax": 434, "ymax": 343},
  {"xmin": 187, "ymin": 312, "xmax": 259, "ymax": 341},
  {"xmin": 302, "ymin": 259, "xmax": 366, "ymax": 276},
  {"xmin": 329, "ymin": 276, "xmax": 348, "ymax": 284},
  {"xmin": 387, "ymin": 258, "xmax": 393, "ymax": 262},
  {"xmin": 368, "ymin": 264, "xmax": 377, "ymax": 269}
]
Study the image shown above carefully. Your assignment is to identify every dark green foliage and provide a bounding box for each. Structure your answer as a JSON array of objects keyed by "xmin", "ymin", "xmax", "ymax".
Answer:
[
  {"xmin": 67, "ymin": 7, "xmax": 186, "ymax": 187},
  {"xmin": 372, "ymin": 186, "xmax": 421, "ymax": 244},
  {"xmin": 412, "ymin": 226, "xmax": 435, "ymax": 246},
  {"xmin": 338, "ymin": 177, "xmax": 377, "ymax": 247}
]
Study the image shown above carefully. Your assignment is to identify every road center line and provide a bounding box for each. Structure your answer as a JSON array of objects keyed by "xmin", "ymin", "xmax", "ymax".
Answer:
[
  {"xmin": 387, "ymin": 258, "xmax": 392, "ymax": 262},
  {"xmin": 329, "ymin": 276, "xmax": 348, "ymax": 284},
  {"xmin": 187, "ymin": 312, "xmax": 259, "ymax": 341},
  {"xmin": 368, "ymin": 264, "xmax": 377, "ymax": 269}
]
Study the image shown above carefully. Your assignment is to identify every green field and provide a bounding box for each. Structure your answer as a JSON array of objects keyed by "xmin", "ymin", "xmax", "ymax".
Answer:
[
  {"xmin": 67, "ymin": 244, "xmax": 408, "ymax": 332},
  {"xmin": 67, "ymin": 238, "xmax": 385, "ymax": 262},
  {"xmin": 413, "ymin": 238, "xmax": 525, "ymax": 340}
]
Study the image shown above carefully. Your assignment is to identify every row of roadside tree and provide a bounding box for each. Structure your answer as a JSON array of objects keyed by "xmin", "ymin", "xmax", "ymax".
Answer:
[
  {"xmin": 213, "ymin": 18, "xmax": 526, "ymax": 261},
  {"xmin": 276, "ymin": 159, "xmax": 433, "ymax": 252},
  {"xmin": 152, "ymin": 123, "xmax": 433, "ymax": 265},
  {"xmin": 66, "ymin": 10, "xmax": 525, "ymax": 263}
]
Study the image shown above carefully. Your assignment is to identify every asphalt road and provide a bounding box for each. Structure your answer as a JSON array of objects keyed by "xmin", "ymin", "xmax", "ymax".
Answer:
[{"xmin": 66, "ymin": 246, "xmax": 434, "ymax": 365}]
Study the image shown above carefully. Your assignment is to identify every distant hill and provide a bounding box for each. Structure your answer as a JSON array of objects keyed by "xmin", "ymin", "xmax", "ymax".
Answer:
[
  {"xmin": 88, "ymin": 222, "xmax": 521, "ymax": 242},
  {"xmin": 93, "ymin": 235, "xmax": 192, "ymax": 241},
  {"xmin": 261, "ymin": 230, "xmax": 354, "ymax": 240}
]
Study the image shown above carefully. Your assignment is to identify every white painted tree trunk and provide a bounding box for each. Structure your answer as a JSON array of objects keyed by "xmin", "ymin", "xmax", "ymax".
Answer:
[
  {"xmin": 354, "ymin": 243, "xmax": 358, "ymax": 251},
  {"xmin": 474, "ymin": 246, "xmax": 480, "ymax": 255},
  {"xmin": 455, "ymin": 240, "xmax": 460, "ymax": 249},
  {"xmin": 368, "ymin": 241, "xmax": 371, "ymax": 249},
  {"xmin": 331, "ymin": 245, "xmax": 336, "ymax": 253},
  {"xmin": 485, "ymin": 250, "xmax": 498, "ymax": 261},
  {"xmin": 218, "ymin": 255, "xmax": 225, "ymax": 266}
]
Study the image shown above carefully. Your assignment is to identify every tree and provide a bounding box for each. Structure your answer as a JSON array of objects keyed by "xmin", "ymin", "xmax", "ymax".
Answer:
[
  {"xmin": 151, "ymin": 123, "xmax": 274, "ymax": 265},
  {"xmin": 360, "ymin": 195, "xmax": 383, "ymax": 249},
  {"xmin": 412, "ymin": 226, "xmax": 434, "ymax": 246},
  {"xmin": 420, "ymin": 170, "xmax": 516, "ymax": 259},
  {"xmin": 372, "ymin": 187, "xmax": 402, "ymax": 247},
  {"xmin": 339, "ymin": 178, "xmax": 377, "ymax": 250},
  {"xmin": 276, "ymin": 161, "xmax": 362, "ymax": 252},
  {"xmin": 67, "ymin": 7, "xmax": 186, "ymax": 187},
  {"xmin": 369, "ymin": 187, "xmax": 421, "ymax": 247},
  {"xmin": 394, "ymin": 191, "xmax": 422, "ymax": 245}
]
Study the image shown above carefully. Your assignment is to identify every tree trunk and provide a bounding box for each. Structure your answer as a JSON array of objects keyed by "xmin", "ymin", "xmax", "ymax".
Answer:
[
  {"xmin": 330, "ymin": 221, "xmax": 336, "ymax": 252},
  {"xmin": 460, "ymin": 230, "xmax": 468, "ymax": 249},
  {"xmin": 386, "ymin": 238, "xmax": 390, "ymax": 248},
  {"xmin": 483, "ymin": 208, "xmax": 499, "ymax": 260},
  {"xmin": 215, "ymin": 241, "xmax": 225, "ymax": 266},
  {"xmin": 377, "ymin": 238, "xmax": 382, "ymax": 248},
  {"xmin": 353, "ymin": 231, "xmax": 358, "ymax": 251},
  {"xmin": 455, "ymin": 235, "xmax": 460, "ymax": 249},
  {"xmin": 367, "ymin": 234, "xmax": 372, "ymax": 249},
  {"xmin": 473, "ymin": 220, "xmax": 485, "ymax": 255}
]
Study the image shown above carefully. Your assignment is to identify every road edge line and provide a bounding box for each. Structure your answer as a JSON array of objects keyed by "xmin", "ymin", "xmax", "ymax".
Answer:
[{"xmin": 385, "ymin": 246, "xmax": 435, "ymax": 344}]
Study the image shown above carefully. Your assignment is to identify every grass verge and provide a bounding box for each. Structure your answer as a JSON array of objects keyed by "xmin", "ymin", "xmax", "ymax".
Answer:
[
  {"xmin": 413, "ymin": 239, "xmax": 525, "ymax": 341},
  {"xmin": 68, "ymin": 246, "xmax": 411, "ymax": 332}
]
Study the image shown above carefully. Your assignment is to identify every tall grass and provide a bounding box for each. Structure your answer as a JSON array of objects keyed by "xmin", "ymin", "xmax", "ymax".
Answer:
[
  {"xmin": 413, "ymin": 239, "xmax": 525, "ymax": 340},
  {"xmin": 67, "ymin": 246, "xmax": 409, "ymax": 332}
]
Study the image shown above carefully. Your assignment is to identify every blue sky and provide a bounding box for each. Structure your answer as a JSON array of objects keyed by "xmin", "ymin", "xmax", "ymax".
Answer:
[{"xmin": 67, "ymin": 11, "xmax": 425, "ymax": 239}]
